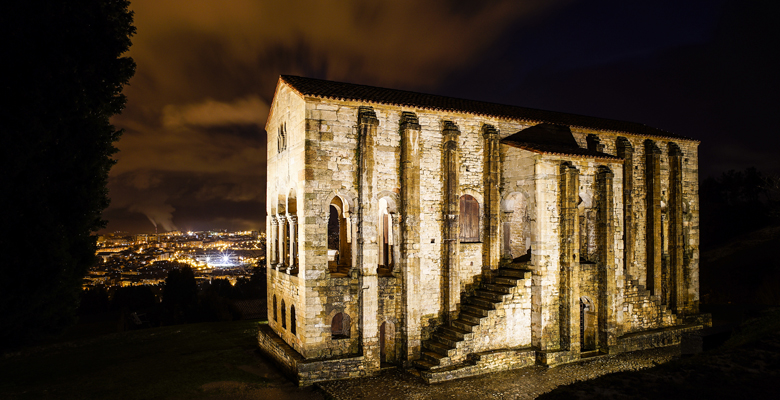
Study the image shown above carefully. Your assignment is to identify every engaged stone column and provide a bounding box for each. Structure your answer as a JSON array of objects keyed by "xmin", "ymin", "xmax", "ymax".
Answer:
[
  {"xmin": 442, "ymin": 121, "xmax": 460, "ymax": 322},
  {"xmin": 644, "ymin": 140, "xmax": 662, "ymax": 297},
  {"xmin": 668, "ymin": 143, "xmax": 684, "ymax": 313},
  {"xmin": 559, "ymin": 163, "xmax": 580, "ymax": 351},
  {"xmin": 277, "ymin": 214, "xmax": 287, "ymax": 270},
  {"xmin": 596, "ymin": 166, "xmax": 617, "ymax": 350},
  {"xmin": 288, "ymin": 214, "xmax": 298, "ymax": 273},
  {"xmin": 399, "ymin": 112, "xmax": 422, "ymax": 364},
  {"xmin": 270, "ymin": 216, "xmax": 278, "ymax": 265},
  {"xmin": 356, "ymin": 106, "xmax": 380, "ymax": 369},
  {"xmin": 616, "ymin": 137, "xmax": 634, "ymax": 276},
  {"xmin": 482, "ymin": 124, "xmax": 501, "ymax": 270}
]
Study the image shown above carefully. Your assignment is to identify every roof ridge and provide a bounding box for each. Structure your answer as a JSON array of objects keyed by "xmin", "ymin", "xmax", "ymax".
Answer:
[{"xmin": 279, "ymin": 75, "xmax": 695, "ymax": 142}]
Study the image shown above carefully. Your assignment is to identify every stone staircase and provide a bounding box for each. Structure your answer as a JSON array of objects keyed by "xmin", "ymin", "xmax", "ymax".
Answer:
[
  {"xmin": 623, "ymin": 275, "xmax": 677, "ymax": 329},
  {"xmin": 415, "ymin": 262, "xmax": 532, "ymax": 371}
]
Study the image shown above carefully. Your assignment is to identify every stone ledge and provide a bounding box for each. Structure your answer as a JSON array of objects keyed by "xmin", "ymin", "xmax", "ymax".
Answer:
[
  {"xmin": 683, "ymin": 313, "xmax": 712, "ymax": 328},
  {"xmin": 420, "ymin": 347, "xmax": 536, "ymax": 384},
  {"xmin": 613, "ymin": 323, "xmax": 703, "ymax": 354},
  {"xmin": 536, "ymin": 349, "xmax": 580, "ymax": 366},
  {"xmin": 257, "ymin": 324, "xmax": 376, "ymax": 386}
]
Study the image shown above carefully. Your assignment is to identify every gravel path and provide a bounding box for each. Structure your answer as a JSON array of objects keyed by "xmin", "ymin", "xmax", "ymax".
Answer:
[{"xmin": 317, "ymin": 347, "xmax": 679, "ymax": 400}]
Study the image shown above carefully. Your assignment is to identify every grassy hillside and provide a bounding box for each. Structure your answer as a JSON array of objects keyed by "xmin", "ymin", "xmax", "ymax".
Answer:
[
  {"xmin": 539, "ymin": 307, "xmax": 780, "ymax": 399},
  {"xmin": 700, "ymin": 225, "xmax": 780, "ymax": 305},
  {"xmin": 0, "ymin": 320, "xmax": 281, "ymax": 400}
]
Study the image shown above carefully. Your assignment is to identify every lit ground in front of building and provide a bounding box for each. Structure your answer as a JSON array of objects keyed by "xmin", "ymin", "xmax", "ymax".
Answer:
[{"xmin": 316, "ymin": 346, "xmax": 679, "ymax": 400}]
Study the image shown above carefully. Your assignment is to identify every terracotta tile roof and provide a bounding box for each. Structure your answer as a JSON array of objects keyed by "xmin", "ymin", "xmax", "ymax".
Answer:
[{"xmin": 280, "ymin": 75, "xmax": 694, "ymax": 142}]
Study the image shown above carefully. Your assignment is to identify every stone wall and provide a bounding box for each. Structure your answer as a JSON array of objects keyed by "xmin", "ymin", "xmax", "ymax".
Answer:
[
  {"xmin": 264, "ymin": 78, "xmax": 703, "ymax": 384},
  {"xmin": 266, "ymin": 83, "xmax": 308, "ymax": 355}
]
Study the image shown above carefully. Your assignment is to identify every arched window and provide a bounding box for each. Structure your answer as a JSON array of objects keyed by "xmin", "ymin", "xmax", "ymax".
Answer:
[
  {"xmin": 378, "ymin": 198, "xmax": 394, "ymax": 272},
  {"xmin": 287, "ymin": 191, "xmax": 298, "ymax": 270},
  {"xmin": 328, "ymin": 196, "xmax": 351, "ymax": 275},
  {"xmin": 331, "ymin": 312, "xmax": 351, "ymax": 338},
  {"xmin": 459, "ymin": 195, "xmax": 480, "ymax": 242},
  {"xmin": 290, "ymin": 305, "xmax": 297, "ymax": 336},
  {"xmin": 277, "ymin": 122, "xmax": 287, "ymax": 153},
  {"xmin": 281, "ymin": 299, "xmax": 287, "ymax": 329},
  {"xmin": 273, "ymin": 295, "xmax": 278, "ymax": 322}
]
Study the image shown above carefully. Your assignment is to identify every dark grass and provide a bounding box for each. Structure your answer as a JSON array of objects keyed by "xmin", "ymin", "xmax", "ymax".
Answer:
[
  {"xmin": 0, "ymin": 320, "xmax": 270, "ymax": 400},
  {"xmin": 539, "ymin": 308, "xmax": 780, "ymax": 399}
]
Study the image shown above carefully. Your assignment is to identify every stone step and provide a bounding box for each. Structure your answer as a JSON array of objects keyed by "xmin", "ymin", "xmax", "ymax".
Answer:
[
  {"xmin": 499, "ymin": 269, "xmax": 529, "ymax": 278},
  {"xmin": 483, "ymin": 283, "xmax": 514, "ymax": 294},
  {"xmin": 503, "ymin": 262, "xmax": 530, "ymax": 270},
  {"xmin": 475, "ymin": 289, "xmax": 507, "ymax": 302},
  {"xmin": 417, "ymin": 261, "xmax": 530, "ymax": 374},
  {"xmin": 451, "ymin": 318, "xmax": 478, "ymax": 332},
  {"xmin": 424, "ymin": 340, "xmax": 456, "ymax": 357},
  {"xmin": 495, "ymin": 276, "xmax": 521, "ymax": 286},
  {"xmin": 419, "ymin": 350, "xmax": 446, "ymax": 366},
  {"xmin": 461, "ymin": 303, "xmax": 491, "ymax": 317},
  {"xmin": 464, "ymin": 296, "xmax": 498, "ymax": 309},
  {"xmin": 459, "ymin": 311, "xmax": 483, "ymax": 325},
  {"xmin": 440, "ymin": 326, "xmax": 472, "ymax": 340},
  {"xmin": 414, "ymin": 359, "xmax": 438, "ymax": 370},
  {"xmin": 433, "ymin": 332, "xmax": 461, "ymax": 348}
]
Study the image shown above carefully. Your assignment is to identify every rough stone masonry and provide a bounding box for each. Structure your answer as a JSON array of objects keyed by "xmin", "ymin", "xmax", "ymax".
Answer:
[{"xmin": 257, "ymin": 75, "xmax": 711, "ymax": 386}]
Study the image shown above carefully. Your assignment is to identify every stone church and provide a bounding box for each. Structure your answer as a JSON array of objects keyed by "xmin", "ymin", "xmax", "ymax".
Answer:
[{"xmin": 257, "ymin": 75, "xmax": 710, "ymax": 385}]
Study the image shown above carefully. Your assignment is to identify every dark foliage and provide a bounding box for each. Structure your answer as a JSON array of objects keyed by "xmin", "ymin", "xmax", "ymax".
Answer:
[
  {"xmin": 112, "ymin": 286, "xmax": 157, "ymax": 312},
  {"xmin": 0, "ymin": 1, "xmax": 135, "ymax": 350},
  {"xmin": 699, "ymin": 168, "xmax": 780, "ymax": 305},
  {"xmin": 700, "ymin": 167, "xmax": 778, "ymax": 248},
  {"xmin": 204, "ymin": 278, "xmax": 242, "ymax": 300},
  {"xmin": 162, "ymin": 266, "xmax": 199, "ymax": 324},
  {"xmin": 235, "ymin": 265, "xmax": 267, "ymax": 300},
  {"xmin": 78, "ymin": 286, "xmax": 110, "ymax": 315}
]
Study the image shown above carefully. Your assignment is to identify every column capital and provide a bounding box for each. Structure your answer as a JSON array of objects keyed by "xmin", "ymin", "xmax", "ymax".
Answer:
[{"xmin": 481, "ymin": 123, "xmax": 499, "ymax": 138}]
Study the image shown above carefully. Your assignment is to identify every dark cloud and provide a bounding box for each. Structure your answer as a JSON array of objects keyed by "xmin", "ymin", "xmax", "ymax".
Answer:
[
  {"xmin": 104, "ymin": 0, "xmax": 779, "ymax": 234},
  {"xmin": 105, "ymin": 0, "xmax": 568, "ymax": 233}
]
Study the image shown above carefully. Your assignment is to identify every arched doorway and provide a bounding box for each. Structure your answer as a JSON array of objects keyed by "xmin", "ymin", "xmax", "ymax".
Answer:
[
  {"xmin": 580, "ymin": 297, "xmax": 596, "ymax": 351},
  {"xmin": 379, "ymin": 320, "xmax": 396, "ymax": 364}
]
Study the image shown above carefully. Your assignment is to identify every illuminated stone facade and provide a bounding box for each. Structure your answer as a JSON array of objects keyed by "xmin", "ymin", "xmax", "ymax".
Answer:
[{"xmin": 258, "ymin": 75, "xmax": 710, "ymax": 385}]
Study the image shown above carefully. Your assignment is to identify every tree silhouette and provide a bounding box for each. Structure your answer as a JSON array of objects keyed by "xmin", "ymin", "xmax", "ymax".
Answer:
[
  {"xmin": 162, "ymin": 266, "xmax": 198, "ymax": 324},
  {"xmin": 0, "ymin": 1, "xmax": 135, "ymax": 349}
]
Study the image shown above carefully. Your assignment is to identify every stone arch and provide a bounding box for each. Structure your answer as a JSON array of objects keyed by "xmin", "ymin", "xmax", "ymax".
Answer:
[
  {"xmin": 460, "ymin": 188, "xmax": 484, "ymax": 205},
  {"xmin": 277, "ymin": 193, "xmax": 286, "ymax": 215},
  {"xmin": 287, "ymin": 187, "xmax": 298, "ymax": 214},
  {"xmin": 323, "ymin": 189, "xmax": 355, "ymax": 214},
  {"xmin": 376, "ymin": 191, "xmax": 399, "ymax": 213},
  {"xmin": 331, "ymin": 312, "xmax": 351, "ymax": 339}
]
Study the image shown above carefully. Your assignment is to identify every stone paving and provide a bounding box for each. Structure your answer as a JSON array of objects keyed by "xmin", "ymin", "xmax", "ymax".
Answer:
[{"xmin": 317, "ymin": 346, "xmax": 679, "ymax": 400}]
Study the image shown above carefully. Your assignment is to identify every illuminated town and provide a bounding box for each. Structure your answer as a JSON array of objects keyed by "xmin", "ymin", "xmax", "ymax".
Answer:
[{"xmin": 88, "ymin": 230, "xmax": 266, "ymax": 290}]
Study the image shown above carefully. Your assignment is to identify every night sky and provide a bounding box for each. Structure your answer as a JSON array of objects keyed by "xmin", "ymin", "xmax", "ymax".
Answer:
[{"xmin": 103, "ymin": 0, "xmax": 780, "ymax": 234}]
